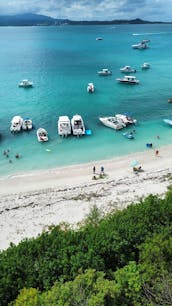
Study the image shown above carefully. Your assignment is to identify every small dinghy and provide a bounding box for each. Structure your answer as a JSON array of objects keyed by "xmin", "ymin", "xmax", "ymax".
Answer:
[
  {"xmin": 37, "ymin": 128, "xmax": 48, "ymax": 142},
  {"xmin": 123, "ymin": 132, "xmax": 135, "ymax": 139}
]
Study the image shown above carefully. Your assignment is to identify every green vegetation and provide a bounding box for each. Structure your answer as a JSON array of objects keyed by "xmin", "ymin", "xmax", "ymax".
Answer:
[{"xmin": 1, "ymin": 188, "xmax": 172, "ymax": 305}]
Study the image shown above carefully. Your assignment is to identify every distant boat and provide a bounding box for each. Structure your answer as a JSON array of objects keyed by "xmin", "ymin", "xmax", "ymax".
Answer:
[
  {"xmin": 10, "ymin": 116, "xmax": 23, "ymax": 132},
  {"xmin": 18, "ymin": 79, "xmax": 33, "ymax": 88},
  {"xmin": 97, "ymin": 68, "xmax": 112, "ymax": 76},
  {"xmin": 37, "ymin": 128, "xmax": 48, "ymax": 142},
  {"xmin": 22, "ymin": 118, "xmax": 33, "ymax": 130},
  {"xmin": 120, "ymin": 65, "xmax": 136, "ymax": 73},
  {"xmin": 116, "ymin": 75, "xmax": 139, "ymax": 84},
  {"xmin": 132, "ymin": 42, "xmax": 148, "ymax": 49},
  {"xmin": 58, "ymin": 116, "xmax": 71, "ymax": 137},
  {"xmin": 71, "ymin": 114, "xmax": 85, "ymax": 136},
  {"xmin": 141, "ymin": 39, "xmax": 150, "ymax": 43},
  {"xmin": 96, "ymin": 37, "xmax": 103, "ymax": 40},
  {"xmin": 87, "ymin": 82, "xmax": 95, "ymax": 93},
  {"xmin": 141, "ymin": 62, "xmax": 150, "ymax": 69},
  {"xmin": 168, "ymin": 98, "xmax": 172, "ymax": 103},
  {"xmin": 163, "ymin": 119, "xmax": 172, "ymax": 126}
]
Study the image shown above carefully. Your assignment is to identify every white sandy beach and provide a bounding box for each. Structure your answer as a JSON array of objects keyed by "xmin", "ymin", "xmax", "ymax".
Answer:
[{"xmin": 0, "ymin": 144, "xmax": 172, "ymax": 251}]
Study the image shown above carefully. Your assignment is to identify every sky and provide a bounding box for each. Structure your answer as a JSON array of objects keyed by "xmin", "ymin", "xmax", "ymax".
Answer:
[{"xmin": 0, "ymin": 0, "xmax": 172, "ymax": 21}]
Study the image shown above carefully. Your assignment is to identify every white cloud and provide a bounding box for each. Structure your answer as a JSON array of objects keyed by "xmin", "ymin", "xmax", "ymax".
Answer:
[{"xmin": 0, "ymin": 0, "xmax": 171, "ymax": 21}]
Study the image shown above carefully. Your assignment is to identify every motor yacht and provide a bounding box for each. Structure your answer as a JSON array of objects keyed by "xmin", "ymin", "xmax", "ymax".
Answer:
[
  {"xmin": 96, "ymin": 37, "xmax": 103, "ymax": 40},
  {"xmin": 71, "ymin": 114, "xmax": 85, "ymax": 136},
  {"xmin": 18, "ymin": 79, "xmax": 33, "ymax": 88},
  {"xmin": 87, "ymin": 82, "xmax": 95, "ymax": 93},
  {"xmin": 97, "ymin": 68, "xmax": 112, "ymax": 76},
  {"xmin": 10, "ymin": 116, "xmax": 23, "ymax": 132},
  {"xmin": 22, "ymin": 118, "xmax": 33, "ymax": 130},
  {"xmin": 99, "ymin": 116, "xmax": 125, "ymax": 130},
  {"xmin": 132, "ymin": 42, "xmax": 148, "ymax": 49},
  {"xmin": 58, "ymin": 116, "xmax": 71, "ymax": 137},
  {"xmin": 163, "ymin": 119, "xmax": 172, "ymax": 126},
  {"xmin": 37, "ymin": 128, "xmax": 48, "ymax": 142},
  {"xmin": 120, "ymin": 66, "xmax": 136, "ymax": 73},
  {"xmin": 116, "ymin": 75, "xmax": 139, "ymax": 84},
  {"xmin": 141, "ymin": 62, "xmax": 150, "ymax": 69}
]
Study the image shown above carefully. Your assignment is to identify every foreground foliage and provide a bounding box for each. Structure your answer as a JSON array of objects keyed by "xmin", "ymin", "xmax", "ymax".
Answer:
[{"xmin": 1, "ymin": 188, "xmax": 172, "ymax": 305}]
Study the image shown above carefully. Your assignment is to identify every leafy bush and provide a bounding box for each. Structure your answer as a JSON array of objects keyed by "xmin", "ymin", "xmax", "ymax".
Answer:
[{"xmin": 1, "ymin": 190, "xmax": 172, "ymax": 305}]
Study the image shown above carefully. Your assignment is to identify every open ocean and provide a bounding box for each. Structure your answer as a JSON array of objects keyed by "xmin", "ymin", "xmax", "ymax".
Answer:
[{"xmin": 0, "ymin": 24, "xmax": 172, "ymax": 177}]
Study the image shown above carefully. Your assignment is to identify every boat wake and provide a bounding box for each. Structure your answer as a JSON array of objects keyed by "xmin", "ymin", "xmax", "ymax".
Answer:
[{"xmin": 132, "ymin": 32, "xmax": 169, "ymax": 36}]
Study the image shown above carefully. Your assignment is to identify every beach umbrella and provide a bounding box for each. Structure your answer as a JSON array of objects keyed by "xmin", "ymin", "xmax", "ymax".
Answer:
[{"xmin": 130, "ymin": 160, "xmax": 139, "ymax": 167}]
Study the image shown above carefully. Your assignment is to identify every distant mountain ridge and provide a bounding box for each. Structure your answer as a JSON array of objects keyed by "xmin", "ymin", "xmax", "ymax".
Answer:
[
  {"xmin": 0, "ymin": 13, "xmax": 65, "ymax": 26},
  {"xmin": 0, "ymin": 13, "xmax": 170, "ymax": 26}
]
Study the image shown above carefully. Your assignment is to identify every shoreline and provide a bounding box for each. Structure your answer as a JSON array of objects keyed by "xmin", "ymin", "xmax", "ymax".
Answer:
[{"xmin": 0, "ymin": 143, "xmax": 172, "ymax": 250}]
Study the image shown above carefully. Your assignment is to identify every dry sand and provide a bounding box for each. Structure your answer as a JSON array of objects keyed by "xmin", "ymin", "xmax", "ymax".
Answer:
[{"xmin": 0, "ymin": 144, "xmax": 172, "ymax": 251}]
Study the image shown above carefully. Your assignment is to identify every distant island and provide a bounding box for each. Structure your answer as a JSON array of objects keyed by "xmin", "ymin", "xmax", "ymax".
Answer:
[{"xmin": 0, "ymin": 13, "xmax": 171, "ymax": 26}]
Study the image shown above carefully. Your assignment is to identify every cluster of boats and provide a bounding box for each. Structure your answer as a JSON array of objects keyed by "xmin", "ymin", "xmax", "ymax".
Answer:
[
  {"xmin": 96, "ymin": 61, "xmax": 150, "ymax": 85},
  {"xmin": 10, "ymin": 114, "xmax": 86, "ymax": 143},
  {"xmin": 99, "ymin": 114, "xmax": 137, "ymax": 131},
  {"xmin": 10, "ymin": 116, "xmax": 33, "ymax": 132},
  {"xmin": 58, "ymin": 114, "xmax": 85, "ymax": 137}
]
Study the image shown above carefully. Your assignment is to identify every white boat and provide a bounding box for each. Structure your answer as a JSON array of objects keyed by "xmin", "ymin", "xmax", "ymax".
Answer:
[
  {"xmin": 37, "ymin": 128, "xmax": 48, "ymax": 142},
  {"xmin": 87, "ymin": 82, "xmax": 95, "ymax": 93},
  {"xmin": 71, "ymin": 114, "xmax": 85, "ymax": 136},
  {"xmin": 58, "ymin": 116, "xmax": 71, "ymax": 137},
  {"xmin": 132, "ymin": 42, "xmax": 148, "ymax": 49},
  {"xmin": 22, "ymin": 118, "xmax": 33, "ymax": 130},
  {"xmin": 163, "ymin": 119, "xmax": 172, "ymax": 126},
  {"xmin": 116, "ymin": 75, "xmax": 139, "ymax": 84},
  {"xmin": 97, "ymin": 68, "xmax": 112, "ymax": 76},
  {"xmin": 141, "ymin": 62, "xmax": 150, "ymax": 69},
  {"xmin": 115, "ymin": 114, "xmax": 137, "ymax": 125},
  {"xmin": 10, "ymin": 116, "xmax": 23, "ymax": 132},
  {"xmin": 120, "ymin": 66, "xmax": 136, "ymax": 73},
  {"xmin": 18, "ymin": 79, "xmax": 33, "ymax": 88},
  {"xmin": 96, "ymin": 37, "xmax": 103, "ymax": 40},
  {"xmin": 99, "ymin": 117, "xmax": 125, "ymax": 130}
]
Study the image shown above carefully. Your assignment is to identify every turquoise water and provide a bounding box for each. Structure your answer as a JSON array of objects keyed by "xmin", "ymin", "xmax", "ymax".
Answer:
[{"xmin": 0, "ymin": 24, "xmax": 172, "ymax": 177}]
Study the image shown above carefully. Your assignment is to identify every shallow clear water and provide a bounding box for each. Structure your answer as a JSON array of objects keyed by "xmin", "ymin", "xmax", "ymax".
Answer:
[{"xmin": 0, "ymin": 24, "xmax": 172, "ymax": 177}]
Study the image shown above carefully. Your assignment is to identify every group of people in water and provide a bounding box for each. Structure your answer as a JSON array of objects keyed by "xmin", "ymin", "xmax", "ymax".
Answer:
[{"xmin": 3, "ymin": 149, "xmax": 21, "ymax": 163}]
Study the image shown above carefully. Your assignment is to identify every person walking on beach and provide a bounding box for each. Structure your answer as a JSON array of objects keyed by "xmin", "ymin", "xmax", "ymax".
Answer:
[
  {"xmin": 100, "ymin": 166, "xmax": 104, "ymax": 175},
  {"xmin": 93, "ymin": 166, "xmax": 96, "ymax": 174}
]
